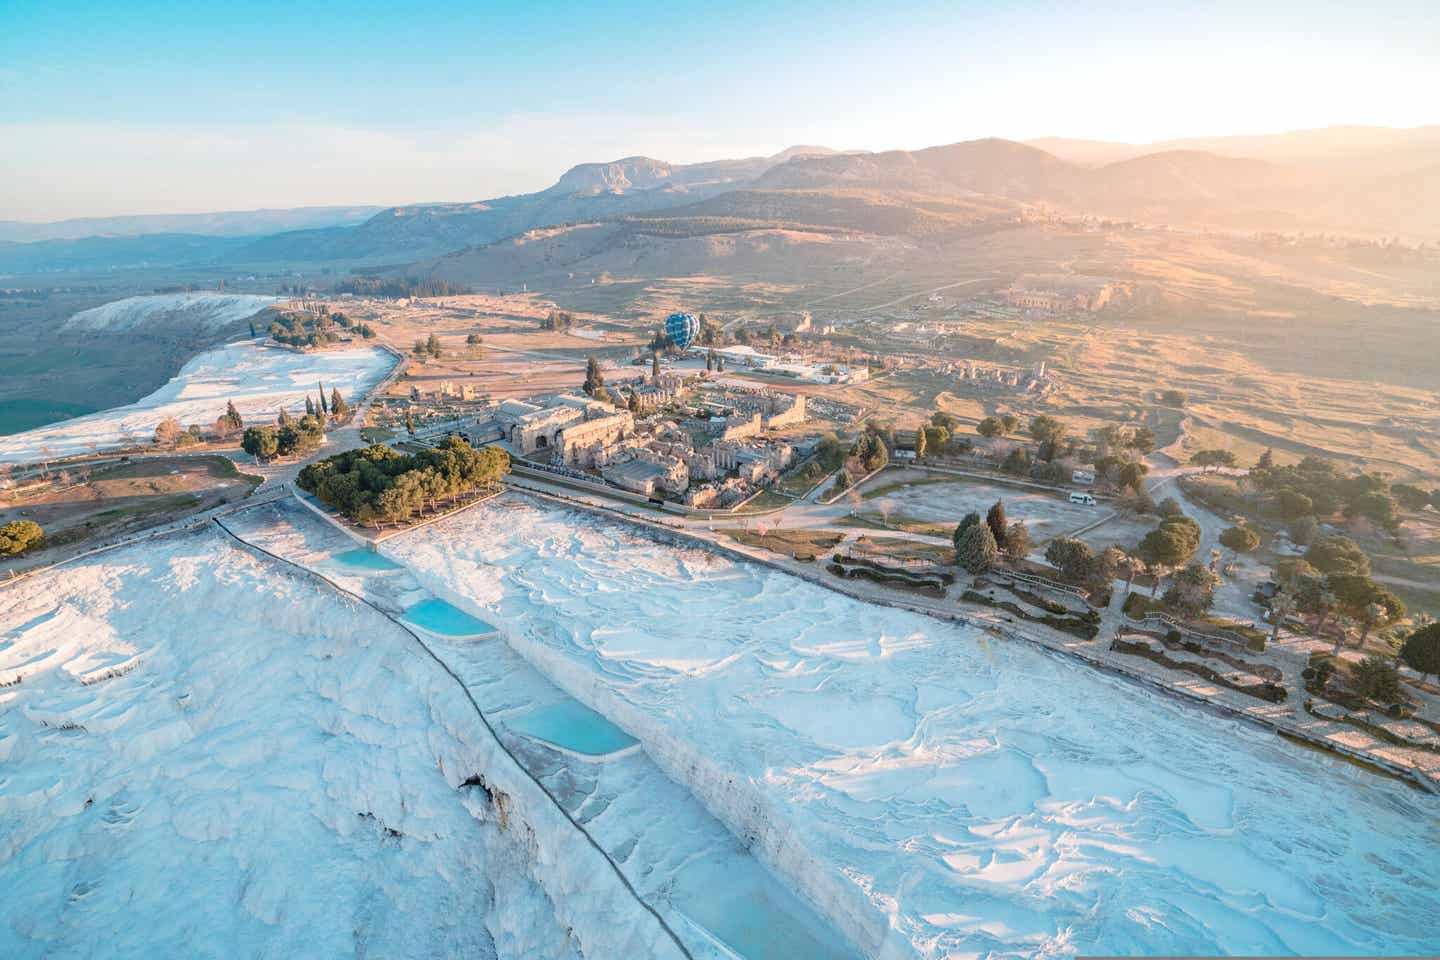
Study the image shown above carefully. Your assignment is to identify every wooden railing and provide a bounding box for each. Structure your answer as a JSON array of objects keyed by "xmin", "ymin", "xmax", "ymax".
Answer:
[
  {"xmin": 1126, "ymin": 612, "xmax": 1248, "ymax": 651},
  {"xmin": 1003, "ymin": 570, "xmax": 1089, "ymax": 601}
]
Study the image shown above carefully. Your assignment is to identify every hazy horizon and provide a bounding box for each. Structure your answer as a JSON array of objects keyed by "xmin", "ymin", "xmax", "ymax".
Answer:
[{"xmin": 3, "ymin": 0, "xmax": 1438, "ymax": 221}]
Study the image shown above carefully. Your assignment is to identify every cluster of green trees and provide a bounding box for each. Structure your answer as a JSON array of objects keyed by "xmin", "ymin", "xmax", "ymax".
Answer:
[
  {"xmin": 850, "ymin": 430, "xmax": 888, "ymax": 474},
  {"xmin": 1044, "ymin": 537, "xmax": 1128, "ymax": 594},
  {"xmin": 541, "ymin": 309, "xmax": 575, "ymax": 331},
  {"xmin": 1267, "ymin": 533, "xmax": 1406, "ymax": 650},
  {"xmin": 1393, "ymin": 482, "xmax": 1440, "ymax": 512},
  {"xmin": 1162, "ymin": 564, "xmax": 1222, "ymax": 618},
  {"xmin": 334, "ymin": 277, "xmax": 468, "ymax": 298},
  {"xmin": 0, "ymin": 519, "xmax": 44, "ymax": 557},
  {"xmin": 413, "ymin": 333, "xmax": 443, "ymax": 359},
  {"xmin": 297, "ymin": 438, "xmax": 509, "ymax": 526},
  {"xmin": 983, "ymin": 415, "xmax": 1154, "ymax": 500},
  {"xmin": 241, "ymin": 408, "xmax": 327, "ymax": 461},
  {"xmin": 1252, "ymin": 455, "xmax": 1404, "ymax": 534},
  {"xmin": 152, "ymin": 398, "xmax": 259, "ymax": 448},
  {"xmin": 952, "ymin": 499, "xmax": 1032, "ymax": 573},
  {"xmin": 975, "ymin": 414, "xmax": 1017, "ymax": 439},
  {"xmin": 1191, "ymin": 448, "xmax": 1239, "ymax": 471},
  {"xmin": 1137, "ymin": 504, "xmax": 1202, "ymax": 584},
  {"xmin": 269, "ymin": 310, "xmax": 347, "ymax": 348},
  {"xmin": 818, "ymin": 426, "xmax": 892, "ymax": 493},
  {"xmin": 914, "ymin": 412, "xmax": 973, "ymax": 458},
  {"xmin": 153, "ymin": 417, "xmax": 204, "ymax": 448}
]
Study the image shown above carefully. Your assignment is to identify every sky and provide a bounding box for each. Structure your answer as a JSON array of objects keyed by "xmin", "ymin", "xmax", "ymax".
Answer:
[{"xmin": 1, "ymin": 0, "xmax": 1436, "ymax": 220}]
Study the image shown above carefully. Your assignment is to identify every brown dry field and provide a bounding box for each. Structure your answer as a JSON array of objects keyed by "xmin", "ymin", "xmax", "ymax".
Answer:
[
  {"xmin": 325, "ymin": 293, "xmax": 654, "ymax": 401},
  {"xmin": 381, "ymin": 222, "xmax": 1437, "ymax": 484},
  {"xmin": 1, "ymin": 455, "xmax": 260, "ymax": 573}
]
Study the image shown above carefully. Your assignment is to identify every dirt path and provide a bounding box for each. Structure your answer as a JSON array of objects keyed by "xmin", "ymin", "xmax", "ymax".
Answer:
[{"xmin": 861, "ymin": 277, "xmax": 988, "ymax": 312}]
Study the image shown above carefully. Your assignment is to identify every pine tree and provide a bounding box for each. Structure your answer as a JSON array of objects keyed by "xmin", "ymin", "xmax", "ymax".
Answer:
[
  {"xmin": 956, "ymin": 523, "xmax": 999, "ymax": 574},
  {"xmin": 405, "ymin": 409, "xmax": 415, "ymax": 434},
  {"xmin": 914, "ymin": 429, "xmax": 927, "ymax": 459},
  {"xmin": 278, "ymin": 407, "xmax": 293, "ymax": 428},
  {"xmin": 330, "ymin": 388, "xmax": 347, "ymax": 418},
  {"xmin": 318, "ymin": 383, "xmax": 329, "ymax": 414},
  {"xmin": 305, "ymin": 396, "xmax": 316, "ymax": 416},
  {"xmin": 953, "ymin": 512, "xmax": 982, "ymax": 552},
  {"xmin": 225, "ymin": 400, "xmax": 244, "ymax": 430}
]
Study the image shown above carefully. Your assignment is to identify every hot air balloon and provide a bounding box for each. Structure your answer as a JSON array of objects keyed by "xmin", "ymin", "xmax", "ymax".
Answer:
[{"xmin": 664, "ymin": 311, "xmax": 700, "ymax": 351}]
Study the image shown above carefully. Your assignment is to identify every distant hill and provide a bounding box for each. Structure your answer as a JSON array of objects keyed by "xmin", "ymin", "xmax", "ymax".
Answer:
[
  {"xmin": 0, "ymin": 233, "xmax": 246, "ymax": 274},
  {"xmin": 763, "ymin": 137, "xmax": 1438, "ymax": 237},
  {"xmin": 238, "ymin": 145, "xmax": 844, "ymax": 263},
  {"xmin": 754, "ymin": 139, "xmax": 1078, "ymax": 199},
  {"xmin": 6, "ymin": 128, "xmax": 1436, "ymax": 278},
  {"xmin": 1032, "ymin": 126, "xmax": 1440, "ymax": 176},
  {"xmin": 0, "ymin": 205, "xmax": 384, "ymax": 243},
  {"xmin": 635, "ymin": 188, "xmax": 1020, "ymax": 238}
]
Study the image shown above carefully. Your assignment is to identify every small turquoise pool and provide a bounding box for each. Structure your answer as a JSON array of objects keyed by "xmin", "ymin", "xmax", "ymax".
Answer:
[
  {"xmin": 506, "ymin": 699, "xmax": 638, "ymax": 757},
  {"xmin": 401, "ymin": 598, "xmax": 496, "ymax": 637},
  {"xmin": 330, "ymin": 548, "xmax": 403, "ymax": 572},
  {"xmin": 676, "ymin": 876, "xmax": 860, "ymax": 960}
]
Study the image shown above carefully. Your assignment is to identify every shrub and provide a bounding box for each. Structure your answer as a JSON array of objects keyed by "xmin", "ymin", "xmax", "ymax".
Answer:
[
  {"xmin": 1352, "ymin": 654, "xmax": 1402, "ymax": 705},
  {"xmin": 0, "ymin": 519, "xmax": 45, "ymax": 556}
]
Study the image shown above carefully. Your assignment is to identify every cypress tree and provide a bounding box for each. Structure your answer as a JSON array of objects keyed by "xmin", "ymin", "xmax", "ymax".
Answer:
[
  {"xmin": 986, "ymin": 499, "xmax": 1008, "ymax": 549},
  {"xmin": 583, "ymin": 356, "xmax": 605, "ymax": 396}
]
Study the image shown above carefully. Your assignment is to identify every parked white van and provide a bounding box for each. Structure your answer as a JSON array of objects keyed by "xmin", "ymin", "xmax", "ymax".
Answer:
[{"xmin": 1069, "ymin": 492, "xmax": 1097, "ymax": 506}]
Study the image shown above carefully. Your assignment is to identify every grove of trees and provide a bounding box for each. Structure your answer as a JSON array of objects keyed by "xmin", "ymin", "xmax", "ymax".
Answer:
[
  {"xmin": 242, "ymin": 412, "xmax": 327, "ymax": 462},
  {"xmin": 334, "ymin": 276, "xmax": 469, "ymax": 298},
  {"xmin": 297, "ymin": 437, "xmax": 509, "ymax": 526}
]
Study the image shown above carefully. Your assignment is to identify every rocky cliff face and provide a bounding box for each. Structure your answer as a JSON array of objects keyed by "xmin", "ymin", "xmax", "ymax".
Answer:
[{"xmin": 550, "ymin": 157, "xmax": 677, "ymax": 195}]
